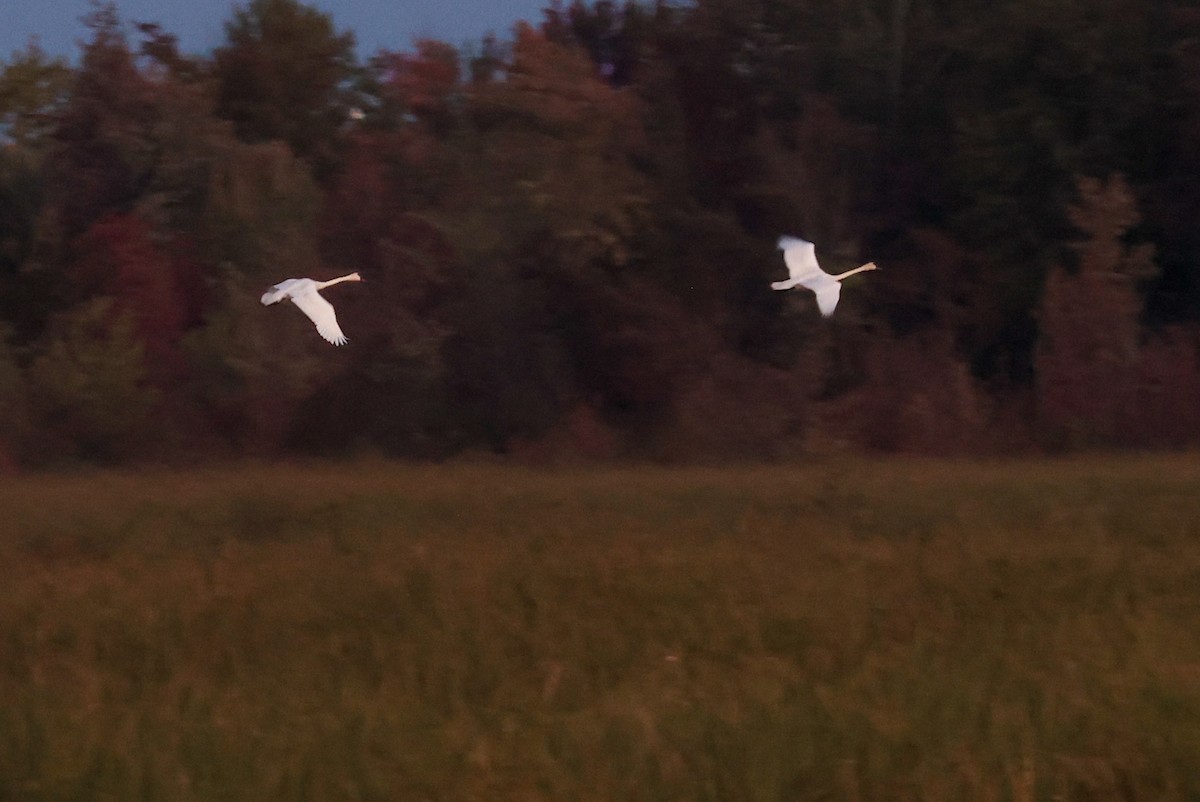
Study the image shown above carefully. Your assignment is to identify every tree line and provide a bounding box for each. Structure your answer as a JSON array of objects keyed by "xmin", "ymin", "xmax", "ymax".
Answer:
[{"xmin": 1, "ymin": 0, "xmax": 1198, "ymax": 467}]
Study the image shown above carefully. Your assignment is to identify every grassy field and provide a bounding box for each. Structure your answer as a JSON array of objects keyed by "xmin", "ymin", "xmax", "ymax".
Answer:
[{"xmin": 2, "ymin": 457, "xmax": 1200, "ymax": 801}]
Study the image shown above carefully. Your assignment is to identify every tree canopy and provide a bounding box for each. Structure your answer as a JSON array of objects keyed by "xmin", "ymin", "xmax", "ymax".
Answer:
[{"xmin": 2, "ymin": 0, "xmax": 1199, "ymax": 466}]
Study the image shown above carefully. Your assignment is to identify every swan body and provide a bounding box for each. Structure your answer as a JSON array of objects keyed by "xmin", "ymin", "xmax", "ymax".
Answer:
[
  {"xmin": 261, "ymin": 272, "xmax": 362, "ymax": 345},
  {"xmin": 771, "ymin": 236, "xmax": 876, "ymax": 316}
]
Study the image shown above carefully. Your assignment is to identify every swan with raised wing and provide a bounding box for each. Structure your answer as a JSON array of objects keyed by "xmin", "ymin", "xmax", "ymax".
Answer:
[
  {"xmin": 261, "ymin": 273, "xmax": 362, "ymax": 345},
  {"xmin": 771, "ymin": 236, "xmax": 876, "ymax": 317}
]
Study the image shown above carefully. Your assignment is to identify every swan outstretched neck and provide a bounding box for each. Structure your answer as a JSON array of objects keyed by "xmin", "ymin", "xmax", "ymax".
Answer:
[
  {"xmin": 316, "ymin": 272, "xmax": 362, "ymax": 290},
  {"xmin": 831, "ymin": 262, "xmax": 878, "ymax": 281}
]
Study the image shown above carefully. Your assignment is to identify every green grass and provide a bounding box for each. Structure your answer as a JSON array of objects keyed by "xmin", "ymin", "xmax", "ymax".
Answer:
[{"xmin": 2, "ymin": 456, "xmax": 1200, "ymax": 800}]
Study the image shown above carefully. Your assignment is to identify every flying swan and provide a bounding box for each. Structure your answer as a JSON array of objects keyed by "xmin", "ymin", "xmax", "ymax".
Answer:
[
  {"xmin": 260, "ymin": 273, "xmax": 362, "ymax": 345},
  {"xmin": 771, "ymin": 236, "xmax": 877, "ymax": 316}
]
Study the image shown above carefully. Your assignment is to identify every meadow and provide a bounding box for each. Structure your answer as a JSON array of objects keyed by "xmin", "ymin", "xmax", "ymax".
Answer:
[{"xmin": 2, "ymin": 457, "xmax": 1199, "ymax": 801}]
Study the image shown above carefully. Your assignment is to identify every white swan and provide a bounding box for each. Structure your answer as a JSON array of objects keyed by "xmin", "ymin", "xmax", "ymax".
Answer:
[
  {"xmin": 261, "ymin": 273, "xmax": 362, "ymax": 345},
  {"xmin": 771, "ymin": 236, "xmax": 876, "ymax": 316}
]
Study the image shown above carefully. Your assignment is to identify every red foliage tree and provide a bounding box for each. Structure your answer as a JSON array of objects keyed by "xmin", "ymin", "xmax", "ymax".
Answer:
[
  {"xmin": 1127, "ymin": 327, "xmax": 1200, "ymax": 447},
  {"xmin": 1035, "ymin": 175, "xmax": 1157, "ymax": 446},
  {"xmin": 73, "ymin": 213, "xmax": 202, "ymax": 381},
  {"xmin": 375, "ymin": 39, "xmax": 461, "ymax": 134}
]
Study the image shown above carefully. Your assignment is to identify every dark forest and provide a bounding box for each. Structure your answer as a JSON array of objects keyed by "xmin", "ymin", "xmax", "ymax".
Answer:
[{"xmin": 2, "ymin": 0, "xmax": 1199, "ymax": 466}]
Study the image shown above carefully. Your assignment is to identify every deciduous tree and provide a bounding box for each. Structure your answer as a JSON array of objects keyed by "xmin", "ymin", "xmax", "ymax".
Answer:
[
  {"xmin": 0, "ymin": 40, "xmax": 72, "ymax": 153},
  {"xmin": 1036, "ymin": 174, "xmax": 1156, "ymax": 446},
  {"xmin": 213, "ymin": 0, "xmax": 356, "ymax": 175}
]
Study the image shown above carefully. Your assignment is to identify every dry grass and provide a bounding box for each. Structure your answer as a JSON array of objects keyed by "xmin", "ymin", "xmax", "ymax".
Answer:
[{"xmin": 2, "ymin": 456, "xmax": 1200, "ymax": 800}]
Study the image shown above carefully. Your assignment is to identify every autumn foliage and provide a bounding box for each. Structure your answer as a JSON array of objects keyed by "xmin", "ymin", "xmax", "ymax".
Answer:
[{"xmin": 2, "ymin": 0, "xmax": 1200, "ymax": 466}]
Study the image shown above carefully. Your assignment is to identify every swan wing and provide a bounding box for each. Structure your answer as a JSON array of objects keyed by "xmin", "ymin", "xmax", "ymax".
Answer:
[
  {"xmin": 289, "ymin": 287, "xmax": 348, "ymax": 345},
  {"xmin": 261, "ymin": 278, "xmax": 308, "ymax": 305},
  {"xmin": 814, "ymin": 282, "xmax": 842, "ymax": 316},
  {"xmin": 778, "ymin": 236, "xmax": 826, "ymax": 283}
]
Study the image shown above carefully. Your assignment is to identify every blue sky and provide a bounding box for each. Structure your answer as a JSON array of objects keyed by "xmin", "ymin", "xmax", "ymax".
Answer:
[{"xmin": 2, "ymin": 0, "xmax": 555, "ymax": 62}]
